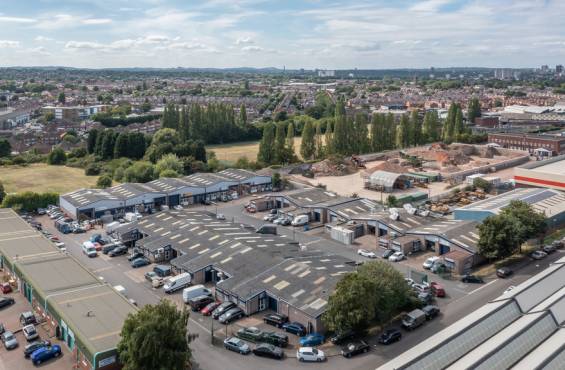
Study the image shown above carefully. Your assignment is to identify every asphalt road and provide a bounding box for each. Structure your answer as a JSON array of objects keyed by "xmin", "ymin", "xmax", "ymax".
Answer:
[{"xmin": 35, "ymin": 207, "xmax": 565, "ymax": 370}]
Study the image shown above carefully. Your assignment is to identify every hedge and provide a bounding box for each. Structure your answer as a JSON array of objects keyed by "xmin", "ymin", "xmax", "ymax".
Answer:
[{"xmin": 1, "ymin": 192, "xmax": 59, "ymax": 212}]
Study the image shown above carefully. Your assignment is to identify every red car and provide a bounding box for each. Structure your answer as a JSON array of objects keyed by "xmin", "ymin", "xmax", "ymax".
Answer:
[
  {"xmin": 200, "ymin": 301, "xmax": 221, "ymax": 316},
  {"xmin": 431, "ymin": 282, "xmax": 445, "ymax": 297},
  {"xmin": 0, "ymin": 282, "xmax": 12, "ymax": 294}
]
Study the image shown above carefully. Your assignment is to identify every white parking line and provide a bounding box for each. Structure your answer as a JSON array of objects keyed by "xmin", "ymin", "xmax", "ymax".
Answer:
[{"xmin": 467, "ymin": 279, "xmax": 497, "ymax": 295}]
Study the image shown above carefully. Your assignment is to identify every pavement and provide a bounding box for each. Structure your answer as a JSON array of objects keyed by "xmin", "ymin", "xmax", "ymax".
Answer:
[{"xmin": 31, "ymin": 200, "xmax": 565, "ymax": 370}]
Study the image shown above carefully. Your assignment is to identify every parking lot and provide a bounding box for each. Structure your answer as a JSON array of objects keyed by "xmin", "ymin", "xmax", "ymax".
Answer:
[{"xmin": 0, "ymin": 275, "xmax": 74, "ymax": 370}]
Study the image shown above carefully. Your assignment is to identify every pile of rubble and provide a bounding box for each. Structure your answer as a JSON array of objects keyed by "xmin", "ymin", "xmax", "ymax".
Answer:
[
  {"xmin": 425, "ymin": 188, "xmax": 487, "ymax": 214},
  {"xmin": 310, "ymin": 158, "xmax": 356, "ymax": 177}
]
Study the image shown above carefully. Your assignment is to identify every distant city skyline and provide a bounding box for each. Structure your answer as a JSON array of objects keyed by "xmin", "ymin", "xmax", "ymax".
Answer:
[{"xmin": 1, "ymin": 0, "xmax": 564, "ymax": 69}]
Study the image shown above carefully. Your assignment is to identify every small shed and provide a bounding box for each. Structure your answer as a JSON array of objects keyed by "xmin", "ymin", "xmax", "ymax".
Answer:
[{"xmin": 366, "ymin": 170, "xmax": 412, "ymax": 192}]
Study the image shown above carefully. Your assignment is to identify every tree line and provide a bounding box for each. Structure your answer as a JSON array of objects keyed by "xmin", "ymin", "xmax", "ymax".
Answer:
[
  {"xmin": 87, "ymin": 129, "xmax": 148, "ymax": 161},
  {"xmin": 161, "ymin": 102, "xmax": 261, "ymax": 145}
]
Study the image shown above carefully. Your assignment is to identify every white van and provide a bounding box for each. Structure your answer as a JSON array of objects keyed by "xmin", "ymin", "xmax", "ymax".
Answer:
[
  {"xmin": 182, "ymin": 285, "xmax": 212, "ymax": 303},
  {"xmin": 163, "ymin": 273, "xmax": 192, "ymax": 294},
  {"xmin": 291, "ymin": 214, "xmax": 309, "ymax": 226},
  {"xmin": 82, "ymin": 241, "xmax": 97, "ymax": 258}
]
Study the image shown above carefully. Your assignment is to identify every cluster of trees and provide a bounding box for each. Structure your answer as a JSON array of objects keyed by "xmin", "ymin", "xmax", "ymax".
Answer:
[
  {"xmin": 47, "ymin": 147, "xmax": 67, "ymax": 165},
  {"xmin": 441, "ymin": 103, "xmax": 469, "ymax": 143},
  {"xmin": 467, "ymin": 97, "xmax": 482, "ymax": 124},
  {"xmin": 0, "ymin": 139, "xmax": 11, "ymax": 157},
  {"xmin": 161, "ymin": 102, "xmax": 260, "ymax": 145},
  {"xmin": 257, "ymin": 121, "xmax": 297, "ymax": 165},
  {"xmin": 1, "ymin": 191, "xmax": 58, "ymax": 212},
  {"xmin": 323, "ymin": 261, "xmax": 414, "ymax": 333},
  {"xmin": 93, "ymin": 113, "xmax": 161, "ymax": 128},
  {"xmin": 117, "ymin": 300, "xmax": 195, "ymax": 370},
  {"xmin": 87, "ymin": 129, "xmax": 148, "ymax": 161},
  {"xmin": 478, "ymin": 200, "xmax": 547, "ymax": 260}
]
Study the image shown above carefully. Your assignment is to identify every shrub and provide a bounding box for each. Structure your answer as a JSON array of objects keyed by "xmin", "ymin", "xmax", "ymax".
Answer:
[{"xmin": 1, "ymin": 192, "xmax": 59, "ymax": 212}]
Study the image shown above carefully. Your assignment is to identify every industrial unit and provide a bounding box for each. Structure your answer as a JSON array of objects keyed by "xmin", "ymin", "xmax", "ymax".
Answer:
[
  {"xmin": 0, "ymin": 209, "xmax": 137, "ymax": 370},
  {"xmin": 60, "ymin": 169, "xmax": 272, "ymax": 220},
  {"xmin": 514, "ymin": 155, "xmax": 565, "ymax": 191},
  {"xmin": 378, "ymin": 256, "xmax": 565, "ymax": 370},
  {"xmin": 454, "ymin": 187, "xmax": 565, "ymax": 229},
  {"xmin": 111, "ymin": 209, "xmax": 355, "ymax": 333}
]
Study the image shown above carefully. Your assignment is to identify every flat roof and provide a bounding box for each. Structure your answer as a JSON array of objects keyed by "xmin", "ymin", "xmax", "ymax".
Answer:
[
  {"xmin": 408, "ymin": 219, "xmax": 480, "ymax": 253},
  {"xmin": 528, "ymin": 160, "xmax": 565, "ymax": 176},
  {"xmin": 276, "ymin": 188, "xmax": 350, "ymax": 207}
]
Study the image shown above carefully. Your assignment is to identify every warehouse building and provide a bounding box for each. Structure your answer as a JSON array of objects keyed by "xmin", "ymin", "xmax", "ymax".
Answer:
[
  {"xmin": 378, "ymin": 256, "xmax": 565, "ymax": 370},
  {"xmin": 454, "ymin": 188, "xmax": 565, "ymax": 229},
  {"xmin": 111, "ymin": 209, "xmax": 355, "ymax": 332},
  {"xmin": 488, "ymin": 133, "xmax": 565, "ymax": 156},
  {"xmin": 0, "ymin": 209, "xmax": 136, "ymax": 370},
  {"xmin": 514, "ymin": 154, "xmax": 565, "ymax": 191},
  {"xmin": 60, "ymin": 169, "xmax": 272, "ymax": 220}
]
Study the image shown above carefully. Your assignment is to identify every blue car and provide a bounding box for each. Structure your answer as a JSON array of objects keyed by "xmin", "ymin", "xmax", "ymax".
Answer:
[
  {"xmin": 282, "ymin": 322, "xmax": 306, "ymax": 336},
  {"xmin": 299, "ymin": 333, "xmax": 325, "ymax": 347},
  {"xmin": 90, "ymin": 234, "xmax": 102, "ymax": 243},
  {"xmin": 131, "ymin": 257, "xmax": 150, "ymax": 268},
  {"xmin": 31, "ymin": 344, "xmax": 61, "ymax": 366}
]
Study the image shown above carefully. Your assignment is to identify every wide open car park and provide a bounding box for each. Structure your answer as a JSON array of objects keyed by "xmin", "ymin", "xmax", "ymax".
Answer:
[{"xmin": 0, "ymin": 287, "xmax": 74, "ymax": 369}]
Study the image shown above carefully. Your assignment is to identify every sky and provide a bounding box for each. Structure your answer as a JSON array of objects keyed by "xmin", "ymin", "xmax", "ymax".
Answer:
[{"xmin": 0, "ymin": 0, "xmax": 563, "ymax": 69}]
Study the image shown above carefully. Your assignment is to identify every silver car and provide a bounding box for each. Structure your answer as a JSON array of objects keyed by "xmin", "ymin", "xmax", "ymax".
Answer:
[
  {"xmin": 2, "ymin": 331, "xmax": 18, "ymax": 350},
  {"xmin": 224, "ymin": 337, "xmax": 251, "ymax": 354},
  {"xmin": 23, "ymin": 324, "xmax": 39, "ymax": 342},
  {"xmin": 219, "ymin": 307, "xmax": 244, "ymax": 324}
]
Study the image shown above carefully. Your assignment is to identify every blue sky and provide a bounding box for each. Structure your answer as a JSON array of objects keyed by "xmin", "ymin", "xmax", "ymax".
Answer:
[{"xmin": 0, "ymin": 0, "xmax": 563, "ymax": 69}]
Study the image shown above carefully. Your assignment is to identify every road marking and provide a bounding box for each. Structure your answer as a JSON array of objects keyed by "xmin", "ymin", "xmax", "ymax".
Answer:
[
  {"xmin": 124, "ymin": 270, "xmax": 146, "ymax": 283},
  {"xmin": 467, "ymin": 279, "xmax": 497, "ymax": 295},
  {"xmin": 92, "ymin": 266, "xmax": 113, "ymax": 273}
]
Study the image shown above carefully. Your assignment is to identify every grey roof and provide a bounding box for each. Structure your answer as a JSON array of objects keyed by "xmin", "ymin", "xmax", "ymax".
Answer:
[
  {"xmin": 407, "ymin": 219, "xmax": 481, "ymax": 253},
  {"xmin": 367, "ymin": 209, "xmax": 436, "ymax": 234},
  {"xmin": 378, "ymin": 258, "xmax": 565, "ymax": 370},
  {"xmin": 62, "ymin": 188, "xmax": 121, "ymax": 208},
  {"xmin": 327, "ymin": 198, "xmax": 382, "ymax": 220},
  {"xmin": 276, "ymin": 188, "xmax": 350, "ymax": 207},
  {"xmin": 183, "ymin": 172, "xmax": 236, "ymax": 187},
  {"xmin": 218, "ymin": 168, "xmax": 271, "ymax": 182},
  {"xmin": 368, "ymin": 170, "xmax": 407, "ymax": 187},
  {"xmin": 145, "ymin": 177, "xmax": 204, "ymax": 193},
  {"xmin": 455, "ymin": 188, "xmax": 565, "ymax": 216}
]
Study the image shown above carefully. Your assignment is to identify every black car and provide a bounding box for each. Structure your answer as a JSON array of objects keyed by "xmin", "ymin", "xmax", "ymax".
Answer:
[
  {"xmin": 263, "ymin": 313, "xmax": 288, "ymax": 328},
  {"xmin": 127, "ymin": 251, "xmax": 144, "ymax": 261},
  {"xmin": 330, "ymin": 329, "xmax": 356, "ymax": 345},
  {"xmin": 461, "ymin": 274, "xmax": 484, "ymax": 284},
  {"xmin": 101, "ymin": 244, "xmax": 118, "ymax": 254},
  {"xmin": 281, "ymin": 321, "xmax": 306, "ymax": 336},
  {"xmin": 212, "ymin": 302, "xmax": 236, "ymax": 319},
  {"xmin": 20, "ymin": 311, "xmax": 36, "ymax": 325},
  {"xmin": 188, "ymin": 295, "xmax": 215, "ymax": 312},
  {"xmin": 496, "ymin": 267, "xmax": 513, "ymax": 278},
  {"xmin": 0, "ymin": 297, "xmax": 15, "ymax": 309},
  {"xmin": 253, "ymin": 343, "xmax": 284, "ymax": 360},
  {"xmin": 422, "ymin": 305, "xmax": 440, "ymax": 320},
  {"xmin": 378, "ymin": 329, "xmax": 402, "ymax": 345},
  {"xmin": 24, "ymin": 340, "xmax": 51, "ymax": 358},
  {"xmin": 341, "ymin": 340, "xmax": 370, "ymax": 358},
  {"xmin": 131, "ymin": 257, "xmax": 150, "ymax": 268},
  {"xmin": 262, "ymin": 332, "xmax": 289, "ymax": 348},
  {"xmin": 382, "ymin": 249, "xmax": 395, "ymax": 259},
  {"xmin": 108, "ymin": 246, "xmax": 128, "ymax": 257}
]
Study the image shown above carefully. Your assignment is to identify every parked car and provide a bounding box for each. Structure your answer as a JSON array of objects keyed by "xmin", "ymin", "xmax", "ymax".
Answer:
[
  {"xmin": 253, "ymin": 343, "xmax": 284, "ymax": 360},
  {"xmin": 430, "ymin": 260, "xmax": 447, "ymax": 274},
  {"xmin": 223, "ymin": 337, "xmax": 251, "ymax": 355},
  {"xmin": 404, "ymin": 278, "xmax": 415, "ymax": 287},
  {"xmin": 329, "ymin": 329, "xmax": 356, "ymax": 345},
  {"xmin": 163, "ymin": 273, "xmax": 192, "ymax": 294},
  {"xmin": 412, "ymin": 283, "xmax": 430, "ymax": 294},
  {"xmin": 0, "ymin": 282, "xmax": 12, "ymax": 294},
  {"xmin": 423, "ymin": 256, "xmax": 440, "ymax": 269},
  {"xmin": 30, "ymin": 344, "xmax": 61, "ymax": 366},
  {"xmin": 145, "ymin": 271, "xmax": 158, "ymax": 281},
  {"xmin": 382, "ymin": 249, "xmax": 394, "ymax": 259},
  {"xmin": 297, "ymin": 347, "xmax": 326, "ymax": 362},
  {"xmin": 378, "ymin": 329, "xmax": 402, "ymax": 345},
  {"xmin": 153, "ymin": 265, "xmax": 172, "ymax": 277},
  {"xmin": 531, "ymin": 250, "xmax": 547, "ymax": 260},
  {"xmin": 237, "ymin": 327, "xmax": 264, "ymax": 342},
  {"xmin": 388, "ymin": 251, "xmax": 406, "ymax": 262},
  {"xmin": 82, "ymin": 241, "xmax": 98, "ymax": 258},
  {"xmin": 496, "ymin": 267, "xmax": 513, "ymax": 278},
  {"xmin": 23, "ymin": 324, "xmax": 39, "ymax": 341},
  {"xmin": 430, "ymin": 282, "xmax": 446, "ymax": 297},
  {"xmin": 216, "ymin": 213, "xmax": 226, "ymax": 220},
  {"xmin": 20, "ymin": 311, "xmax": 36, "ymax": 325},
  {"xmin": 0, "ymin": 323, "xmax": 4, "ymax": 335},
  {"xmin": 299, "ymin": 333, "xmax": 324, "ymax": 347},
  {"xmin": 0, "ymin": 297, "xmax": 15, "ymax": 309},
  {"xmin": 262, "ymin": 332, "xmax": 289, "ymax": 348},
  {"xmin": 89, "ymin": 234, "xmax": 102, "ymax": 243},
  {"xmin": 219, "ymin": 307, "xmax": 244, "ymax": 324},
  {"xmin": 263, "ymin": 214, "xmax": 277, "ymax": 222},
  {"xmin": 461, "ymin": 275, "xmax": 484, "ymax": 284},
  {"xmin": 1, "ymin": 330, "xmax": 18, "ymax": 349},
  {"xmin": 131, "ymin": 257, "xmax": 150, "ymax": 268},
  {"xmin": 24, "ymin": 340, "xmax": 51, "ymax": 358},
  {"xmin": 418, "ymin": 291, "xmax": 433, "ymax": 305},
  {"xmin": 282, "ymin": 322, "xmax": 306, "ymax": 336},
  {"xmin": 357, "ymin": 249, "xmax": 377, "ymax": 258},
  {"xmin": 263, "ymin": 313, "xmax": 288, "ymax": 328},
  {"xmin": 182, "ymin": 285, "xmax": 212, "ymax": 304},
  {"xmin": 341, "ymin": 340, "xmax": 370, "ymax": 358},
  {"xmin": 280, "ymin": 218, "xmax": 291, "ymax": 226},
  {"xmin": 291, "ymin": 215, "xmax": 309, "ymax": 226},
  {"xmin": 188, "ymin": 295, "xmax": 215, "ymax": 312},
  {"xmin": 212, "ymin": 302, "xmax": 236, "ymax": 319},
  {"xmin": 127, "ymin": 251, "xmax": 144, "ymax": 261},
  {"xmin": 543, "ymin": 244, "xmax": 557, "ymax": 254},
  {"xmin": 422, "ymin": 305, "xmax": 440, "ymax": 320},
  {"xmin": 401, "ymin": 309, "xmax": 426, "ymax": 330},
  {"xmin": 108, "ymin": 246, "xmax": 128, "ymax": 257},
  {"xmin": 201, "ymin": 301, "xmax": 221, "ymax": 316}
]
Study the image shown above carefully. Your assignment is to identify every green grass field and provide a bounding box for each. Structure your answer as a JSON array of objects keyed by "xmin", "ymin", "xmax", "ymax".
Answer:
[
  {"xmin": 0, "ymin": 164, "xmax": 98, "ymax": 194},
  {"xmin": 208, "ymin": 137, "xmax": 305, "ymax": 162}
]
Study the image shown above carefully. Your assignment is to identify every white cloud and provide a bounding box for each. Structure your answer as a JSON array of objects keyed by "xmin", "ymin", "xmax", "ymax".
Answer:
[
  {"xmin": 410, "ymin": 0, "xmax": 454, "ymax": 12},
  {"xmin": 241, "ymin": 45, "xmax": 263, "ymax": 52},
  {"xmin": 0, "ymin": 15, "xmax": 36, "ymax": 23},
  {"xmin": 34, "ymin": 36, "xmax": 53, "ymax": 42},
  {"xmin": 29, "ymin": 46, "xmax": 51, "ymax": 55},
  {"xmin": 236, "ymin": 36, "xmax": 254, "ymax": 45},
  {"xmin": 65, "ymin": 41, "xmax": 107, "ymax": 50},
  {"xmin": 81, "ymin": 18, "xmax": 112, "ymax": 25},
  {"xmin": 0, "ymin": 40, "xmax": 20, "ymax": 48}
]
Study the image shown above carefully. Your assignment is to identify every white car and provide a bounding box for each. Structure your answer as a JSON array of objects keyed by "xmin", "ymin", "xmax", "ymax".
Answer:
[
  {"xmin": 22, "ymin": 324, "xmax": 39, "ymax": 342},
  {"xmin": 357, "ymin": 249, "xmax": 377, "ymax": 258},
  {"xmin": 423, "ymin": 256, "xmax": 440, "ymax": 269},
  {"xmin": 404, "ymin": 278, "xmax": 415, "ymax": 287},
  {"xmin": 531, "ymin": 250, "xmax": 547, "ymax": 260},
  {"xmin": 54, "ymin": 242, "xmax": 66, "ymax": 251},
  {"xmin": 297, "ymin": 347, "xmax": 325, "ymax": 362},
  {"xmin": 389, "ymin": 252, "xmax": 406, "ymax": 262},
  {"xmin": 216, "ymin": 213, "xmax": 226, "ymax": 220}
]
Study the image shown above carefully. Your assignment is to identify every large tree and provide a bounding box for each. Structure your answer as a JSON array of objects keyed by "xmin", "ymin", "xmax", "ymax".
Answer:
[
  {"xmin": 467, "ymin": 97, "xmax": 481, "ymax": 124},
  {"xmin": 422, "ymin": 110, "xmax": 440, "ymax": 142},
  {"xmin": 500, "ymin": 200, "xmax": 547, "ymax": 243},
  {"xmin": 300, "ymin": 120, "xmax": 316, "ymax": 160},
  {"xmin": 315, "ymin": 121, "xmax": 325, "ymax": 159},
  {"xmin": 87, "ymin": 129, "xmax": 98, "ymax": 154},
  {"xmin": 118, "ymin": 300, "xmax": 194, "ymax": 370},
  {"xmin": 257, "ymin": 122, "xmax": 275, "ymax": 165},
  {"xmin": 0, "ymin": 138, "xmax": 11, "ymax": 157},
  {"xmin": 478, "ymin": 215, "xmax": 521, "ymax": 260},
  {"xmin": 274, "ymin": 122, "xmax": 287, "ymax": 164}
]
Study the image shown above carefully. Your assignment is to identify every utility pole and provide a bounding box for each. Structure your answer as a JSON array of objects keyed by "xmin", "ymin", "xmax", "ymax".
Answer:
[{"xmin": 211, "ymin": 317, "xmax": 214, "ymax": 345}]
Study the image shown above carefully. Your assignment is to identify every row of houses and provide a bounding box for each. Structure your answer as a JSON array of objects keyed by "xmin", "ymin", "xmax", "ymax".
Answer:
[
  {"xmin": 0, "ymin": 209, "xmax": 137, "ymax": 370},
  {"xmin": 112, "ymin": 209, "xmax": 355, "ymax": 333},
  {"xmin": 60, "ymin": 169, "xmax": 272, "ymax": 220}
]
